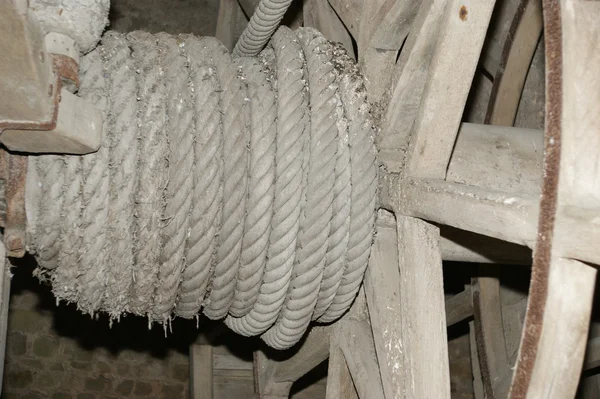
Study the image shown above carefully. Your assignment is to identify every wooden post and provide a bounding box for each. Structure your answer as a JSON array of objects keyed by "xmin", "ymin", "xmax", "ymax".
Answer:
[
  {"xmin": 396, "ymin": 215, "xmax": 451, "ymax": 398},
  {"xmin": 190, "ymin": 345, "xmax": 213, "ymax": 399}
]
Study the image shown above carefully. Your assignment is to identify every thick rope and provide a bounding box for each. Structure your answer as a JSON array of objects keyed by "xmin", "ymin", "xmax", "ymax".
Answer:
[
  {"xmin": 318, "ymin": 46, "xmax": 378, "ymax": 323},
  {"xmin": 174, "ymin": 36, "xmax": 224, "ymax": 319},
  {"xmin": 226, "ymin": 27, "xmax": 308, "ymax": 337},
  {"xmin": 128, "ymin": 31, "xmax": 168, "ymax": 317},
  {"xmin": 202, "ymin": 40, "xmax": 250, "ymax": 320},
  {"xmin": 27, "ymin": 27, "xmax": 377, "ymax": 348},
  {"xmin": 103, "ymin": 32, "xmax": 139, "ymax": 318},
  {"xmin": 152, "ymin": 33, "xmax": 195, "ymax": 322},
  {"xmin": 228, "ymin": 55, "xmax": 277, "ymax": 317},
  {"xmin": 262, "ymin": 28, "xmax": 338, "ymax": 348},
  {"xmin": 233, "ymin": 0, "xmax": 294, "ymax": 57},
  {"xmin": 76, "ymin": 47, "xmax": 110, "ymax": 315}
]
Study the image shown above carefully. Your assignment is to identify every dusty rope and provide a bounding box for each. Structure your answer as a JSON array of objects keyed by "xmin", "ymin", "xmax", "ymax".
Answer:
[
  {"xmin": 27, "ymin": 27, "xmax": 377, "ymax": 349},
  {"xmin": 233, "ymin": 0, "xmax": 294, "ymax": 57}
]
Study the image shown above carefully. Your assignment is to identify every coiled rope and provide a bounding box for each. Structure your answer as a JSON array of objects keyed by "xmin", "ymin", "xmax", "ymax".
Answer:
[{"xmin": 26, "ymin": 27, "xmax": 377, "ymax": 349}]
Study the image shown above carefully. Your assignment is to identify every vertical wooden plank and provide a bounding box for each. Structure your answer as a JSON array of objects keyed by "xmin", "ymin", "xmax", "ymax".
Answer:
[
  {"xmin": 405, "ymin": 0, "xmax": 496, "ymax": 179},
  {"xmin": 190, "ymin": 344, "xmax": 213, "ymax": 399},
  {"xmin": 397, "ymin": 215, "xmax": 451, "ymax": 398},
  {"xmin": 326, "ymin": 332, "xmax": 358, "ymax": 399},
  {"xmin": 255, "ymin": 326, "xmax": 330, "ymax": 398},
  {"xmin": 215, "ymin": 0, "xmax": 242, "ymax": 51},
  {"xmin": 364, "ymin": 210, "xmax": 404, "ymax": 399}
]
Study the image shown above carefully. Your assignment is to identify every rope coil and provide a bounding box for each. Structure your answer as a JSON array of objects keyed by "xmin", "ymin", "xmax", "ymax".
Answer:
[{"xmin": 26, "ymin": 27, "xmax": 377, "ymax": 349}]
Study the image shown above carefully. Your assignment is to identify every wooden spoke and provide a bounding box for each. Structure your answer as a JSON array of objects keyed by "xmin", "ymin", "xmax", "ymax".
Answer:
[
  {"xmin": 405, "ymin": 0, "xmax": 496, "ymax": 179},
  {"xmin": 378, "ymin": 0, "xmax": 448, "ymax": 157},
  {"xmin": 485, "ymin": 0, "xmax": 543, "ymax": 126}
]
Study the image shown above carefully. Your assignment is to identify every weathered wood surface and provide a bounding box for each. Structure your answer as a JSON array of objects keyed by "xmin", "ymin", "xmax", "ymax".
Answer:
[
  {"xmin": 326, "ymin": 331, "xmax": 358, "ymax": 399},
  {"xmin": 523, "ymin": 258, "xmax": 596, "ymax": 397},
  {"xmin": 364, "ymin": 211, "xmax": 402, "ymax": 399},
  {"xmin": 447, "ymin": 123, "xmax": 543, "ymax": 197},
  {"xmin": 473, "ymin": 277, "xmax": 511, "ymax": 398},
  {"xmin": 485, "ymin": 0, "xmax": 543, "ymax": 126},
  {"xmin": 255, "ymin": 326, "xmax": 330, "ymax": 399},
  {"xmin": 405, "ymin": 0, "xmax": 496, "ymax": 179},
  {"xmin": 397, "ymin": 215, "xmax": 450, "ymax": 398},
  {"xmin": 190, "ymin": 345, "xmax": 213, "ymax": 399},
  {"xmin": 338, "ymin": 315, "xmax": 385, "ymax": 399},
  {"xmin": 439, "ymin": 225, "xmax": 532, "ymax": 265},
  {"xmin": 445, "ymin": 286, "xmax": 473, "ymax": 327},
  {"xmin": 377, "ymin": 0, "xmax": 446, "ymax": 159},
  {"xmin": 327, "ymin": 0, "xmax": 361, "ymax": 38},
  {"xmin": 509, "ymin": 2, "xmax": 600, "ymax": 397},
  {"xmin": 470, "ymin": 321, "xmax": 485, "ymax": 399},
  {"xmin": 382, "ymin": 177, "xmax": 539, "ymax": 247}
]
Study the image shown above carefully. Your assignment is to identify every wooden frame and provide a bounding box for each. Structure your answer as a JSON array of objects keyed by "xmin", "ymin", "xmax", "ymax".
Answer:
[{"xmin": 220, "ymin": 0, "xmax": 600, "ymax": 397}]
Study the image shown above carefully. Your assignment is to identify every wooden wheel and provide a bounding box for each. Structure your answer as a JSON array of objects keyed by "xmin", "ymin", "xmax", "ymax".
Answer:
[{"xmin": 233, "ymin": 0, "xmax": 600, "ymax": 398}]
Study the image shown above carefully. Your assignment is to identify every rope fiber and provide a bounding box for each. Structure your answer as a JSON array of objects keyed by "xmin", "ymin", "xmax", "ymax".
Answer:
[{"xmin": 26, "ymin": 27, "xmax": 377, "ymax": 349}]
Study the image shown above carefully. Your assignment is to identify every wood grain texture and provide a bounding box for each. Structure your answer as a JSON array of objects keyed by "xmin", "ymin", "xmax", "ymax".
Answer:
[
  {"xmin": 406, "ymin": 0, "xmax": 496, "ymax": 179},
  {"xmin": 190, "ymin": 345, "xmax": 213, "ymax": 399},
  {"xmin": 397, "ymin": 215, "xmax": 450, "ymax": 398}
]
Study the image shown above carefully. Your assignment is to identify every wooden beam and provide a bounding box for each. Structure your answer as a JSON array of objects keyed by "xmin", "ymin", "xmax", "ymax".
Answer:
[
  {"xmin": 445, "ymin": 286, "xmax": 473, "ymax": 327},
  {"xmin": 397, "ymin": 215, "xmax": 450, "ymax": 398},
  {"xmin": 405, "ymin": 0, "xmax": 496, "ymax": 179},
  {"xmin": 381, "ymin": 177, "xmax": 539, "ymax": 247},
  {"xmin": 326, "ymin": 331, "xmax": 358, "ymax": 399},
  {"xmin": 447, "ymin": 123, "xmax": 543, "ymax": 198},
  {"xmin": 190, "ymin": 345, "xmax": 213, "ymax": 399},
  {"xmin": 439, "ymin": 225, "xmax": 532, "ymax": 265},
  {"xmin": 377, "ymin": 0, "xmax": 447, "ymax": 155},
  {"xmin": 255, "ymin": 326, "xmax": 330, "ymax": 398}
]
